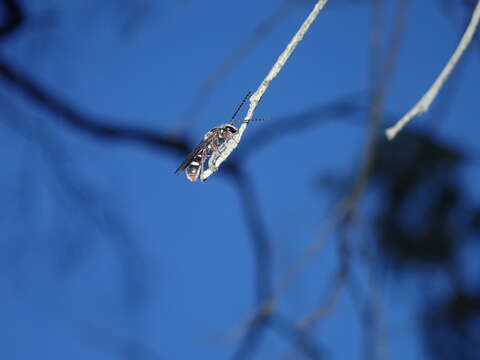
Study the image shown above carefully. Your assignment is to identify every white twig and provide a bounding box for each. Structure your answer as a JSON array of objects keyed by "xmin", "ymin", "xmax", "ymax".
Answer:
[
  {"xmin": 203, "ymin": 0, "xmax": 329, "ymax": 179},
  {"xmin": 385, "ymin": 0, "xmax": 480, "ymax": 140}
]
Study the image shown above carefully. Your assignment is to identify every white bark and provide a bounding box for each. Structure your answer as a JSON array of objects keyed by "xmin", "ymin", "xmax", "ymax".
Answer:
[
  {"xmin": 202, "ymin": 0, "xmax": 329, "ymax": 180},
  {"xmin": 385, "ymin": 0, "xmax": 480, "ymax": 140}
]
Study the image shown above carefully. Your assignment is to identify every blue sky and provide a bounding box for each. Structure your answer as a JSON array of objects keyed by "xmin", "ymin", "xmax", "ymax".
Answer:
[{"xmin": 0, "ymin": 0, "xmax": 479, "ymax": 359}]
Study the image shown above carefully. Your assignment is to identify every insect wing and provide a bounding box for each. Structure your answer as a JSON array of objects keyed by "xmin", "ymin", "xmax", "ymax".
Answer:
[{"xmin": 174, "ymin": 140, "xmax": 209, "ymax": 175}]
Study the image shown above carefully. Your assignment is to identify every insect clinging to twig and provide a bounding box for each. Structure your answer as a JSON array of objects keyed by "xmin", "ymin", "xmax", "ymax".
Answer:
[{"xmin": 175, "ymin": 92, "xmax": 269, "ymax": 182}]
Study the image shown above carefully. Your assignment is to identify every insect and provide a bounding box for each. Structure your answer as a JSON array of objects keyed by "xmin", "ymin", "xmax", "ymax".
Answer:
[{"xmin": 175, "ymin": 92, "xmax": 267, "ymax": 182}]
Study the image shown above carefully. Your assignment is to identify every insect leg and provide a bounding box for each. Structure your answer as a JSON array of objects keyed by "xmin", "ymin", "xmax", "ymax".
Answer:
[{"xmin": 199, "ymin": 148, "xmax": 209, "ymax": 181}]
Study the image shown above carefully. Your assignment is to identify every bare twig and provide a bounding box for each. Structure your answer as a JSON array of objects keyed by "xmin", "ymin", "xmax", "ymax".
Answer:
[
  {"xmin": 244, "ymin": 0, "xmax": 329, "ymax": 121},
  {"xmin": 385, "ymin": 0, "xmax": 480, "ymax": 140},
  {"xmin": 175, "ymin": 0, "xmax": 294, "ymax": 130},
  {"xmin": 295, "ymin": 223, "xmax": 350, "ymax": 329},
  {"xmin": 202, "ymin": 0, "xmax": 330, "ymax": 179}
]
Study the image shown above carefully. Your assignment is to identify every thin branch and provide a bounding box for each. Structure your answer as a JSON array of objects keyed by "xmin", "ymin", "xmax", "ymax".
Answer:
[
  {"xmin": 175, "ymin": 0, "xmax": 294, "ymax": 130},
  {"xmin": 244, "ymin": 0, "xmax": 329, "ymax": 121},
  {"xmin": 202, "ymin": 0, "xmax": 329, "ymax": 179},
  {"xmin": 270, "ymin": 314, "xmax": 324, "ymax": 360},
  {"xmin": 295, "ymin": 224, "xmax": 350, "ymax": 330},
  {"xmin": 361, "ymin": 240, "xmax": 387, "ymax": 360},
  {"xmin": 385, "ymin": 0, "xmax": 480, "ymax": 140},
  {"xmin": 231, "ymin": 320, "xmax": 268, "ymax": 360}
]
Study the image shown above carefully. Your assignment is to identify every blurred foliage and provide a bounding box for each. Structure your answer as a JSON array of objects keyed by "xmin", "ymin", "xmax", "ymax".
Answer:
[
  {"xmin": 371, "ymin": 130, "xmax": 480, "ymax": 358},
  {"xmin": 372, "ymin": 131, "xmax": 466, "ymax": 270},
  {"xmin": 423, "ymin": 289, "xmax": 480, "ymax": 360},
  {"xmin": 318, "ymin": 128, "xmax": 480, "ymax": 359}
]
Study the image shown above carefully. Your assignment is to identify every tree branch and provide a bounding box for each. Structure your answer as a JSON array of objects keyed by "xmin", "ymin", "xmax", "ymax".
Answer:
[
  {"xmin": 0, "ymin": 58, "xmax": 190, "ymax": 155},
  {"xmin": 385, "ymin": 0, "xmax": 480, "ymax": 140},
  {"xmin": 0, "ymin": 0, "xmax": 24, "ymax": 38},
  {"xmin": 175, "ymin": 0, "xmax": 294, "ymax": 130},
  {"xmin": 202, "ymin": 0, "xmax": 330, "ymax": 179}
]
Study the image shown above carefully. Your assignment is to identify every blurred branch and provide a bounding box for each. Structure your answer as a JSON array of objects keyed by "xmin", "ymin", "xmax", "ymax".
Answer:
[
  {"xmin": 231, "ymin": 319, "xmax": 268, "ymax": 360},
  {"xmin": 385, "ymin": 0, "xmax": 480, "ymax": 140},
  {"xmin": 239, "ymin": 92, "xmax": 363, "ymax": 157},
  {"xmin": 230, "ymin": 169, "xmax": 322, "ymax": 359},
  {"xmin": 296, "ymin": 223, "xmax": 351, "ymax": 329},
  {"xmin": 225, "ymin": 0, "xmax": 410, "ymax": 347},
  {"xmin": 361, "ymin": 239, "xmax": 387, "ymax": 360},
  {"xmin": 280, "ymin": 224, "xmax": 351, "ymax": 359},
  {"xmin": 0, "ymin": 105, "xmax": 150, "ymax": 310},
  {"xmin": 281, "ymin": 0, "xmax": 410, "ymax": 329},
  {"xmin": 0, "ymin": 58, "xmax": 191, "ymax": 155},
  {"xmin": 358, "ymin": 1, "xmax": 410, "ymax": 358},
  {"xmin": 0, "ymin": 0, "xmax": 24, "ymax": 38},
  {"xmin": 267, "ymin": 2, "xmax": 410, "ymax": 356},
  {"xmin": 270, "ymin": 314, "xmax": 324, "ymax": 359},
  {"xmin": 230, "ymin": 168, "xmax": 272, "ymax": 302},
  {"xmin": 231, "ymin": 314, "xmax": 324, "ymax": 360}
]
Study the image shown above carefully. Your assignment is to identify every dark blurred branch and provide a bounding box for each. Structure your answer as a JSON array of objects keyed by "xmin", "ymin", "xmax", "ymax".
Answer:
[
  {"xmin": 275, "ymin": 0, "xmax": 410, "ymax": 354},
  {"xmin": 246, "ymin": 0, "xmax": 411, "ymax": 317},
  {"xmin": 357, "ymin": 0, "xmax": 410, "ymax": 200},
  {"xmin": 228, "ymin": 167, "xmax": 273, "ymax": 359},
  {"xmin": 231, "ymin": 320, "xmax": 268, "ymax": 360},
  {"xmin": 230, "ymin": 168, "xmax": 272, "ymax": 302},
  {"xmin": 0, "ymin": 0, "xmax": 24, "ymax": 38},
  {"xmin": 0, "ymin": 104, "xmax": 150, "ymax": 310},
  {"xmin": 231, "ymin": 314, "xmax": 324, "ymax": 360},
  {"xmin": 361, "ymin": 238, "xmax": 388, "ymax": 360},
  {"xmin": 270, "ymin": 314, "xmax": 324, "ymax": 359},
  {"xmin": 0, "ymin": 58, "xmax": 190, "ymax": 156},
  {"xmin": 359, "ymin": 1, "xmax": 410, "ymax": 359},
  {"xmin": 229, "ymin": 168, "xmax": 320, "ymax": 359},
  {"xmin": 238, "ymin": 92, "xmax": 363, "ymax": 157},
  {"xmin": 296, "ymin": 222, "xmax": 351, "ymax": 329}
]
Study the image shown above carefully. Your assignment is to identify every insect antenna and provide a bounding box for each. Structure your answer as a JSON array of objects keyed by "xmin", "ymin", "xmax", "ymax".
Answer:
[
  {"xmin": 231, "ymin": 117, "xmax": 272, "ymax": 125},
  {"xmin": 230, "ymin": 91, "xmax": 252, "ymax": 122}
]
